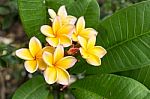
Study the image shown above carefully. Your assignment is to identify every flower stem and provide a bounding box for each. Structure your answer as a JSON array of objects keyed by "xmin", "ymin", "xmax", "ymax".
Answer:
[
  {"xmin": 52, "ymin": 84, "xmax": 60, "ymax": 99},
  {"xmin": 53, "ymin": 90, "xmax": 59, "ymax": 99}
]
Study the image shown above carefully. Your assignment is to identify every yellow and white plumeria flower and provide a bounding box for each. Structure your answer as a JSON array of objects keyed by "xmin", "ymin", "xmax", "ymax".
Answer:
[
  {"xmin": 16, "ymin": 37, "xmax": 54, "ymax": 73},
  {"xmin": 72, "ymin": 16, "xmax": 98, "ymax": 41},
  {"xmin": 41, "ymin": 16, "xmax": 75, "ymax": 47},
  {"xmin": 48, "ymin": 5, "xmax": 77, "ymax": 25},
  {"xmin": 78, "ymin": 36, "xmax": 107, "ymax": 66},
  {"xmin": 42, "ymin": 45, "xmax": 77, "ymax": 85}
]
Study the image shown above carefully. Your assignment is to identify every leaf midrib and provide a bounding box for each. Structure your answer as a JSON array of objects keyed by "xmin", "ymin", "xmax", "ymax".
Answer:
[
  {"xmin": 106, "ymin": 30, "xmax": 150, "ymax": 50},
  {"xmin": 23, "ymin": 83, "xmax": 45, "ymax": 99}
]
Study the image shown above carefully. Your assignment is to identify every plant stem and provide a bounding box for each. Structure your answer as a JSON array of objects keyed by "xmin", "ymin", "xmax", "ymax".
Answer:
[
  {"xmin": 0, "ymin": 71, "xmax": 5, "ymax": 99},
  {"xmin": 52, "ymin": 84, "xmax": 60, "ymax": 99},
  {"xmin": 53, "ymin": 90, "xmax": 59, "ymax": 99}
]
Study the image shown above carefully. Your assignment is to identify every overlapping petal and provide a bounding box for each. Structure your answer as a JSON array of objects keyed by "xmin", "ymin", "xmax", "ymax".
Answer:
[
  {"xmin": 46, "ymin": 37, "xmax": 59, "ymax": 47},
  {"xmin": 29, "ymin": 37, "xmax": 42, "ymax": 57},
  {"xmin": 54, "ymin": 45, "xmax": 64, "ymax": 63},
  {"xmin": 42, "ymin": 46, "xmax": 55, "ymax": 54},
  {"xmin": 16, "ymin": 48, "xmax": 33, "ymax": 60},
  {"xmin": 52, "ymin": 16, "xmax": 62, "ymax": 33},
  {"xmin": 56, "ymin": 56, "xmax": 77, "ymax": 69},
  {"xmin": 90, "ymin": 46, "xmax": 107, "ymax": 58},
  {"xmin": 44, "ymin": 66, "xmax": 57, "ymax": 84},
  {"xmin": 79, "ymin": 48, "xmax": 89, "ymax": 59},
  {"xmin": 40, "ymin": 25, "xmax": 55, "ymax": 37},
  {"xmin": 57, "ymin": 24, "xmax": 74, "ymax": 36},
  {"xmin": 59, "ymin": 35, "xmax": 72, "ymax": 47},
  {"xmin": 87, "ymin": 36, "xmax": 96, "ymax": 49},
  {"xmin": 64, "ymin": 15, "xmax": 77, "ymax": 25},
  {"xmin": 78, "ymin": 36, "xmax": 87, "ymax": 49},
  {"xmin": 86, "ymin": 55, "xmax": 101, "ymax": 66},
  {"xmin": 80, "ymin": 28, "xmax": 97, "ymax": 39},
  {"xmin": 56, "ymin": 67, "xmax": 70, "ymax": 85},
  {"xmin": 42, "ymin": 52, "xmax": 53, "ymax": 66},
  {"xmin": 76, "ymin": 16, "xmax": 85, "ymax": 33},
  {"xmin": 72, "ymin": 33, "xmax": 78, "ymax": 41},
  {"xmin": 37, "ymin": 58, "xmax": 47, "ymax": 70},
  {"xmin": 24, "ymin": 60, "xmax": 38, "ymax": 73},
  {"xmin": 35, "ymin": 50, "xmax": 43, "ymax": 59}
]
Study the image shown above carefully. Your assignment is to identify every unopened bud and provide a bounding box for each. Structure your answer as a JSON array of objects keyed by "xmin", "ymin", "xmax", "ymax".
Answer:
[{"xmin": 67, "ymin": 47, "xmax": 79, "ymax": 55}]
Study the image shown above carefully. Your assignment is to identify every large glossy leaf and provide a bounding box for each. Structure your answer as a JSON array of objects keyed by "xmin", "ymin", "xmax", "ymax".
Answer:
[
  {"xmin": 0, "ymin": 58, "xmax": 7, "ymax": 67},
  {"xmin": 70, "ymin": 1, "xmax": 150, "ymax": 74},
  {"xmin": 72, "ymin": 88, "xmax": 104, "ymax": 99},
  {"xmin": 18, "ymin": 0, "xmax": 47, "ymax": 41},
  {"xmin": 12, "ymin": 76, "xmax": 49, "ymax": 99},
  {"xmin": 116, "ymin": 65, "xmax": 150, "ymax": 89},
  {"xmin": 71, "ymin": 74, "xmax": 150, "ymax": 99}
]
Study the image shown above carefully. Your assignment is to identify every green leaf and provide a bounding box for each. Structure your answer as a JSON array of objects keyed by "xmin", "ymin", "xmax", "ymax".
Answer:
[
  {"xmin": 70, "ymin": 1, "xmax": 150, "ymax": 74},
  {"xmin": 2, "ymin": 14, "xmax": 14, "ymax": 30},
  {"xmin": 0, "ymin": 44, "xmax": 15, "ymax": 54},
  {"xmin": 0, "ymin": 6, "xmax": 10, "ymax": 15},
  {"xmin": 18, "ymin": 0, "xmax": 47, "ymax": 41},
  {"xmin": 0, "ymin": 58, "xmax": 7, "ymax": 67},
  {"xmin": 71, "ymin": 88, "xmax": 104, "ymax": 99},
  {"xmin": 71, "ymin": 74, "xmax": 150, "ymax": 99},
  {"xmin": 12, "ymin": 76, "xmax": 49, "ymax": 99},
  {"xmin": 1, "ymin": 55, "xmax": 21, "ymax": 66},
  {"xmin": 116, "ymin": 65, "xmax": 150, "ymax": 89}
]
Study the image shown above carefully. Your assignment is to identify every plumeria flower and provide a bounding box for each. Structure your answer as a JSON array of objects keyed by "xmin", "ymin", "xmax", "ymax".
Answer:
[
  {"xmin": 48, "ymin": 5, "xmax": 77, "ymax": 25},
  {"xmin": 16, "ymin": 37, "xmax": 54, "ymax": 73},
  {"xmin": 78, "ymin": 36, "xmax": 107, "ymax": 66},
  {"xmin": 72, "ymin": 16, "xmax": 98, "ymax": 41},
  {"xmin": 42, "ymin": 45, "xmax": 77, "ymax": 85},
  {"xmin": 41, "ymin": 16, "xmax": 74, "ymax": 47}
]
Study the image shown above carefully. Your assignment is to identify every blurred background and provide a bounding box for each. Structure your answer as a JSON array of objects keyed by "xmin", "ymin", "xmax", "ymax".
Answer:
[{"xmin": 0, "ymin": 0, "xmax": 146, "ymax": 99}]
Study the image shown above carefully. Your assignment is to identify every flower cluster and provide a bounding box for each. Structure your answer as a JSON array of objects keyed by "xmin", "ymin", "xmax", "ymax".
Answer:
[{"xmin": 16, "ymin": 5, "xmax": 107, "ymax": 85}]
